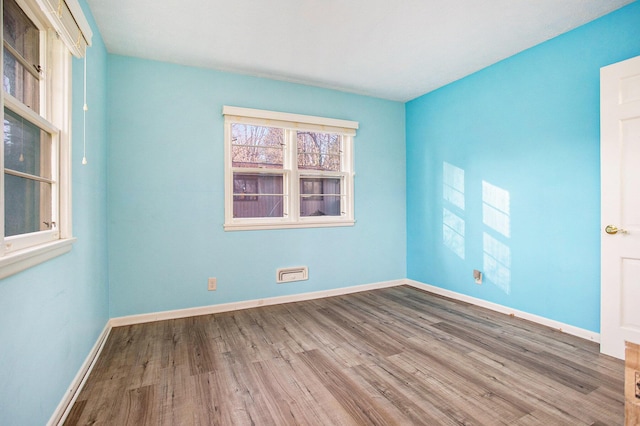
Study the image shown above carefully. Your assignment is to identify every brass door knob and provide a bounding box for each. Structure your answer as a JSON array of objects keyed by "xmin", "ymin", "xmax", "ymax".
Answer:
[{"xmin": 605, "ymin": 225, "xmax": 628, "ymax": 235}]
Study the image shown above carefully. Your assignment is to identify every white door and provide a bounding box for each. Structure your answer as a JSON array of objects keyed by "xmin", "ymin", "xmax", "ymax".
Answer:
[{"xmin": 601, "ymin": 55, "xmax": 640, "ymax": 360}]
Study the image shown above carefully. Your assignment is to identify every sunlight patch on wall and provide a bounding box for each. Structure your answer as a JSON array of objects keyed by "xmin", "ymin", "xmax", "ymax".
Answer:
[
  {"xmin": 483, "ymin": 232, "xmax": 511, "ymax": 294},
  {"xmin": 482, "ymin": 181, "xmax": 510, "ymax": 237},
  {"xmin": 442, "ymin": 162, "xmax": 466, "ymax": 259},
  {"xmin": 482, "ymin": 181, "xmax": 511, "ymax": 294},
  {"xmin": 443, "ymin": 208, "xmax": 465, "ymax": 259},
  {"xmin": 443, "ymin": 162, "xmax": 465, "ymax": 210}
]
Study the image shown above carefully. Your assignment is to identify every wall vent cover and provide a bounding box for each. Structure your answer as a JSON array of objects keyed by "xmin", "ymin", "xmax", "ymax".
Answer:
[{"xmin": 276, "ymin": 266, "xmax": 309, "ymax": 283}]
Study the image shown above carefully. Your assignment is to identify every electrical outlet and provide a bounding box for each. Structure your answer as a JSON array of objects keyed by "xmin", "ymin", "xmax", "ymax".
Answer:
[
  {"xmin": 208, "ymin": 277, "xmax": 217, "ymax": 291},
  {"xmin": 636, "ymin": 371, "xmax": 640, "ymax": 399},
  {"xmin": 473, "ymin": 269, "xmax": 482, "ymax": 284}
]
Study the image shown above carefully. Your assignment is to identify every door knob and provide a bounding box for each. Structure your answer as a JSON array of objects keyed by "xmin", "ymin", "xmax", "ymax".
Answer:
[{"xmin": 605, "ymin": 225, "xmax": 628, "ymax": 235}]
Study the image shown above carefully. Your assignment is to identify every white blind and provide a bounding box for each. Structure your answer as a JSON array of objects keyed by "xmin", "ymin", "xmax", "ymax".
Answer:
[{"xmin": 35, "ymin": 0, "xmax": 93, "ymax": 57}]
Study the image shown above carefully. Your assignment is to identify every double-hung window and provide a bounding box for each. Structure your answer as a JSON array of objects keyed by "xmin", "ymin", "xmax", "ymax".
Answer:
[
  {"xmin": 223, "ymin": 106, "xmax": 358, "ymax": 231},
  {"xmin": 1, "ymin": 0, "xmax": 91, "ymax": 278}
]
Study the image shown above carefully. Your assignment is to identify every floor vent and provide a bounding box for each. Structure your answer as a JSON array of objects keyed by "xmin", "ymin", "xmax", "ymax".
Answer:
[{"xmin": 276, "ymin": 266, "xmax": 308, "ymax": 283}]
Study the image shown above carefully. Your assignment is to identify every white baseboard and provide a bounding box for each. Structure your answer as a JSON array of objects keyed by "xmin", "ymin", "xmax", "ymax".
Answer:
[
  {"xmin": 111, "ymin": 279, "xmax": 599, "ymax": 343},
  {"xmin": 404, "ymin": 279, "xmax": 600, "ymax": 343},
  {"xmin": 48, "ymin": 323, "xmax": 112, "ymax": 426},
  {"xmin": 109, "ymin": 279, "xmax": 404, "ymax": 327}
]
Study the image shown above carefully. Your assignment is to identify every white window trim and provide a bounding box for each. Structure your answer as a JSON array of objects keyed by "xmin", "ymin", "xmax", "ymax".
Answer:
[
  {"xmin": 223, "ymin": 106, "xmax": 358, "ymax": 231},
  {"xmin": 0, "ymin": 0, "xmax": 88, "ymax": 279},
  {"xmin": 0, "ymin": 238, "xmax": 75, "ymax": 279}
]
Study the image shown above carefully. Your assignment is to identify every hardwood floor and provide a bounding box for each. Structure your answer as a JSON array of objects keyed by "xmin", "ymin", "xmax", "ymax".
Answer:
[{"xmin": 64, "ymin": 286, "xmax": 624, "ymax": 425}]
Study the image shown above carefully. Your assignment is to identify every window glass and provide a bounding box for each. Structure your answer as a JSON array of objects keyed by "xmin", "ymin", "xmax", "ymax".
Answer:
[
  {"xmin": 300, "ymin": 177, "xmax": 341, "ymax": 217},
  {"xmin": 233, "ymin": 173, "xmax": 284, "ymax": 218},
  {"xmin": 4, "ymin": 108, "xmax": 52, "ymax": 179},
  {"xmin": 231, "ymin": 124, "xmax": 283, "ymax": 169},
  {"xmin": 2, "ymin": 0, "xmax": 40, "ymax": 111},
  {"xmin": 233, "ymin": 176, "xmax": 258, "ymax": 201},
  {"xmin": 297, "ymin": 131, "xmax": 341, "ymax": 171},
  {"xmin": 4, "ymin": 175, "xmax": 52, "ymax": 236}
]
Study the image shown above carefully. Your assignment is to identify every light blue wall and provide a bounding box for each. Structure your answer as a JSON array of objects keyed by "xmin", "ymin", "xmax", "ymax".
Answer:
[
  {"xmin": 107, "ymin": 57, "xmax": 406, "ymax": 317},
  {"xmin": 4, "ymin": 2, "xmax": 636, "ymax": 422},
  {"xmin": 0, "ymin": 1, "xmax": 109, "ymax": 424},
  {"xmin": 406, "ymin": 1, "xmax": 640, "ymax": 333}
]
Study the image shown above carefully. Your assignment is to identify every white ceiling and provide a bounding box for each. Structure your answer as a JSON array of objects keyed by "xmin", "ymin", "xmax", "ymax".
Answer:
[{"xmin": 86, "ymin": 0, "xmax": 634, "ymax": 102}]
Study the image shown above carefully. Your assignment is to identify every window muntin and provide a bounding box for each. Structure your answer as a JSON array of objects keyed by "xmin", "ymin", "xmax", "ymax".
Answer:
[{"xmin": 223, "ymin": 106, "xmax": 357, "ymax": 230}]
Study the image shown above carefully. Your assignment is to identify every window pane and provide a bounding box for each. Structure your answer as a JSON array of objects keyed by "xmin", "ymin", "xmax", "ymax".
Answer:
[
  {"xmin": 4, "ymin": 108, "xmax": 52, "ymax": 179},
  {"xmin": 233, "ymin": 173, "xmax": 284, "ymax": 218},
  {"xmin": 3, "ymin": 0, "xmax": 40, "ymax": 111},
  {"xmin": 231, "ymin": 124, "xmax": 283, "ymax": 169},
  {"xmin": 4, "ymin": 174, "xmax": 52, "ymax": 236},
  {"xmin": 300, "ymin": 177, "xmax": 341, "ymax": 217},
  {"xmin": 297, "ymin": 132, "xmax": 341, "ymax": 171}
]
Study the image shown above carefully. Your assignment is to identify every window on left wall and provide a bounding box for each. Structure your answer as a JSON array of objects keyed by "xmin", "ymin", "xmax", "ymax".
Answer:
[{"xmin": 1, "ymin": 0, "xmax": 92, "ymax": 279}]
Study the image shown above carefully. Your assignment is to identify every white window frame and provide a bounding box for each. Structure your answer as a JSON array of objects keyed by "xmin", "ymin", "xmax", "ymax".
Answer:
[
  {"xmin": 0, "ymin": 0, "xmax": 91, "ymax": 279},
  {"xmin": 223, "ymin": 106, "xmax": 358, "ymax": 231}
]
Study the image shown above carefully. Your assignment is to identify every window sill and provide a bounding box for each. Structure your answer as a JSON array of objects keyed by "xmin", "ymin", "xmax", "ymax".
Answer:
[
  {"xmin": 0, "ymin": 238, "xmax": 76, "ymax": 280},
  {"xmin": 224, "ymin": 220, "xmax": 355, "ymax": 231}
]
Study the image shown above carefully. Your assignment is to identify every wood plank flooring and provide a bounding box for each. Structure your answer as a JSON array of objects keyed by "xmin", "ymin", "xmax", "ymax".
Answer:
[{"xmin": 64, "ymin": 286, "xmax": 624, "ymax": 425}]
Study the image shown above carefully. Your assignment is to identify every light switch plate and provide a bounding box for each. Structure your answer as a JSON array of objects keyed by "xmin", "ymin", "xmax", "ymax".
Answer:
[{"xmin": 208, "ymin": 277, "xmax": 217, "ymax": 291}]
